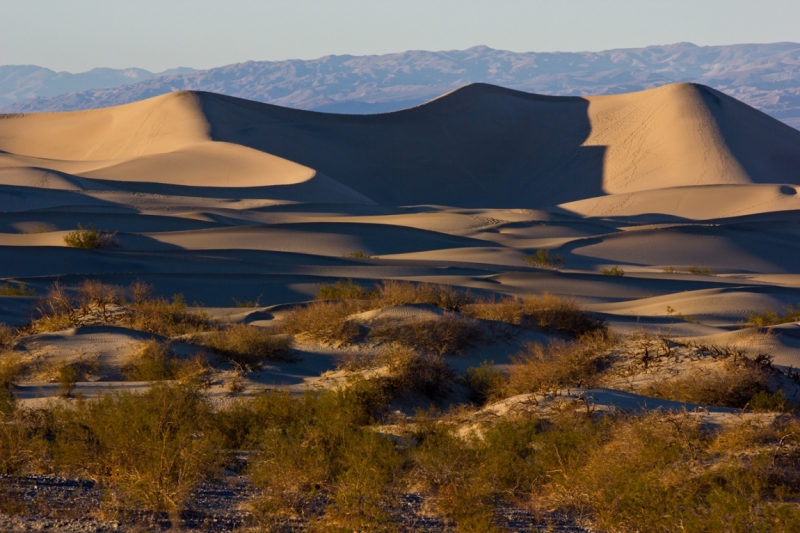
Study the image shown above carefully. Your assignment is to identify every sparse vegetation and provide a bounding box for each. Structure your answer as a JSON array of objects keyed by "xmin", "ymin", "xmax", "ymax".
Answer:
[
  {"xmin": 460, "ymin": 360, "xmax": 506, "ymax": 404},
  {"xmin": 232, "ymin": 296, "xmax": 261, "ymax": 308},
  {"xmin": 371, "ymin": 279, "xmax": 473, "ymax": 311},
  {"xmin": 641, "ymin": 356, "xmax": 772, "ymax": 408},
  {"xmin": 0, "ymin": 281, "xmax": 35, "ymax": 296},
  {"xmin": 63, "ymin": 223, "xmax": 117, "ymax": 249},
  {"xmin": 56, "ymin": 362, "xmax": 78, "ymax": 398},
  {"xmin": 663, "ymin": 265, "xmax": 715, "ymax": 275},
  {"xmin": 316, "ymin": 278, "xmax": 369, "ymax": 300},
  {"xmin": 197, "ymin": 323, "xmax": 293, "ymax": 368},
  {"xmin": 507, "ymin": 330, "xmax": 616, "ymax": 395},
  {"xmin": 279, "ymin": 300, "xmax": 365, "ymax": 346},
  {"xmin": 748, "ymin": 303, "xmax": 800, "ymax": 327},
  {"xmin": 0, "ymin": 324, "xmax": 15, "ymax": 349},
  {"xmin": 523, "ymin": 248, "xmax": 563, "ymax": 269},
  {"xmin": 370, "ymin": 314, "xmax": 484, "ymax": 356},
  {"xmin": 122, "ymin": 339, "xmax": 181, "ymax": 381},
  {"xmin": 463, "ymin": 292, "xmax": 607, "ymax": 339},
  {"xmin": 127, "ymin": 291, "xmax": 213, "ymax": 337},
  {"xmin": 601, "ymin": 265, "xmax": 625, "ymax": 276},
  {"xmin": 342, "ymin": 250, "xmax": 374, "ymax": 259}
]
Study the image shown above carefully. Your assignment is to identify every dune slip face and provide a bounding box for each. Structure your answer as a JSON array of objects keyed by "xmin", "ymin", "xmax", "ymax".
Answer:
[{"xmin": 1, "ymin": 81, "xmax": 800, "ymax": 531}]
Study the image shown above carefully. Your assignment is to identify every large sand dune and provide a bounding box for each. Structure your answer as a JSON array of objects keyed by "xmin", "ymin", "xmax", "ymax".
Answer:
[{"xmin": 2, "ymin": 81, "xmax": 800, "ymax": 399}]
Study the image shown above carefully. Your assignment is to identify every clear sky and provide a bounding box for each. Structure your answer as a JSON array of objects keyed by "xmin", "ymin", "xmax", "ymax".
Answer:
[{"xmin": 3, "ymin": 0, "xmax": 799, "ymax": 73}]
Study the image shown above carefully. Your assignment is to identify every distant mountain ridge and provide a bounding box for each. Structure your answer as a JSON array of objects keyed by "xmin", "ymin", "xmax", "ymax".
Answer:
[
  {"xmin": 3, "ymin": 43, "xmax": 800, "ymax": 128},
  {"xmin": 0, "ymin": 65, "xmax": 195, "ymax": 108}
]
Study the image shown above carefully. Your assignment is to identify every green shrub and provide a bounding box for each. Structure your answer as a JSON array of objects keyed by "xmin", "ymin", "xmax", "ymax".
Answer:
[
  {"xmin": 316, "ymin": 278, "xmax": 368, "ymax": 300},
  {"xmin": 378, "ymin": 346, "xmax": 454, "ymax": 399},
  {"xmin": 247, "ymin": 381, "xmax": 400, "ymax": 529},
  {"xmin": 748, "ymin": 390, "xmax": 794, "ymax": 413},
  {"xmin": 460, "ymin": 360, "xmax": 507, "ymax": 404},
  {"xmin": 0, "ymin": 282, "xmax": 35, "ymax": 296},
  {"xmin": 63, "ymin": 223, "xmax": 117, "ymax": 249},
  {"xmin": 601, "ymin": 265, "xmax": 625, "ymax": 276},
  {"xmin": 50, "ymin": 383, "xmax": 224, "ymax": 515},
  {"xmin": 523, "ymin": 248, "xmax": 563, "ymax": 269},
  {"xmin": 687, "ymin": 265, "xmax": 714, "ymax": 275},
  {"xmin": 197, "ymin": 323, "xmax": 293, "ymax": 368},
  {"xmin": 748, "ymin": 304, "xmax": 800, "ymax": 327}
]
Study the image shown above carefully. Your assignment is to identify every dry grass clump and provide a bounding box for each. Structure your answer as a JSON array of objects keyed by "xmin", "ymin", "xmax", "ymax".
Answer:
[
  {"xmin": 278, "ymin": 300, "xmax": 366, "ymax": 346},
  {"xmin": 641, "ymin": 357, "xmax": 772, "ymax": 408},
  {"xmin": 62, "ymin": 223, "xmax": 117, "ymax": 249},
  {"xmin": 506, "ymin": 331, "xmax": 616, "ymax": 395},
  {"xmin": 463, "ymin": 292, "xmax": 606, "ymax": 339},
  {"xmin": 196, "ymin": 323, "xmax": 293, "ymax": 368},
  {"xmin": 369, "ymin": 314, "xmax": 484, "ymax": 356},
  {"xmin": 127, "ymin": 292, "xmax": 212, "ymax": 337},
  {"xmin": 371, "ymin": 280, "xmax": 472, "ymax": 311}
]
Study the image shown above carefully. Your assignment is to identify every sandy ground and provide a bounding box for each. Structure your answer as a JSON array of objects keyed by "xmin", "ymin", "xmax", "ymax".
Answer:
[{"xmin": 0, "ymin": 82, "xmax": 799, "ymax": 410}]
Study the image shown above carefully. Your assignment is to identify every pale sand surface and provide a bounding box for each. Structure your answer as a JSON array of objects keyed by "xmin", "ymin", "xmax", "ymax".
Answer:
[{"xmin": 2, "ymin": 81, "xmax": 800, "ymax": 408}]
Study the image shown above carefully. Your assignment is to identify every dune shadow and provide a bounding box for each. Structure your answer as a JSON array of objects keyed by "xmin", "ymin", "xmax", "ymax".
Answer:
[{"xmin": 195, "ymin": 84, "xmax": 607, "ymax": 209}]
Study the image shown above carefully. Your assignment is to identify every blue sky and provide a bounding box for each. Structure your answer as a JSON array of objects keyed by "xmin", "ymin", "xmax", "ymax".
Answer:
[{"xmin": 3, "ymin": 0, "xmax": 799, "ymax": 72}]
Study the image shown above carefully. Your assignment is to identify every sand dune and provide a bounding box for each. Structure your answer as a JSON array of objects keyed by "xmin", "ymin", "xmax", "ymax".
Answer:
[{"xmin": 1, "ymin": 82, "xmax": 800, "ymax": 404}]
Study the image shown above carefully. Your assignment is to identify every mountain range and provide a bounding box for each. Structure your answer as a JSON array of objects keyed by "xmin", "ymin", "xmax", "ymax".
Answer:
[{"xmin": 2, "ymin": 42, "xmax": 800, "ymax": 129}]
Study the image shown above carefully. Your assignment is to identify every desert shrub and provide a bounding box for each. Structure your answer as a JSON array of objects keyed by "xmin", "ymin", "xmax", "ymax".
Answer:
[
  {"xmin": 33, "ymin": 282, "xmax": 79, "ymax": 332},
  {"xmin": 63, "ymin": 223, "xmax": 117, "ymax": 249},
  {"xmin": 0, "ymin": 324, "xmax": 15, "ymax": 350},
  {"xmin": 316, "ymin": 278, "xmax": 369, "ymax": 300},
  {"xmin": 279, "ymin": 300, "xmax": 365, "ymax": 346},
  {"xmin": 127, "ymin": 292, "xmax": 212, "ymax": 337},
  {"xmin": 523, "ymin": 248, "xmax": 563, "ymax": 269},
  {"xmin": 688, "ymin": 264, "xmax": 714, "ymax": 275},
  {"xmin": 520, "ymin": 293, "xmax": 607, "ymax": 337},
  {"xmin": 507, "ymin": 331, "xmax": 614, "ymax": 395},
  {"xmin": 369, "ymin": 314, "xmax": 484, "ymax": 356},
  {"xmin": 247, "ymin": 381, "xmax": 400, "ymax": 529},
  {"xmin": 748, "ymin": 304, "xmax": 800, "ymax": 327},
  {"xmin": 197, "ymin": 323, "xmax": 293, "ymax": 368},
  {"xmin": 76, "ymin": 279, "xmax": 123, "ymax": 322},
  {"xmin": 463, "ymin": 292, "xmax": 606, "ymax": 339},
  {"xmin": 0, "ymin": 282, "xmax": 35, "ymax": 296},
  {"xmin": 460, "ymin": 360, "xmax": 507, "ymax": 404},
  {"xmin": 601, "ymin": 265, "xmax": 625, "ymax": 276},
  {"xmin": 0, "ymin": 353, "xmax": 25, "ymax": 389},
  {"xmin": 56, "ymin": 363, "xmax": 78, "ymax": 398},
  {"xmin": 564, "ymin": 414, "xmax": 800, "ymax": 532},
  {"xmin": 641, "ymin": 358, "xmax": 771, "ymax": 408},
  {"xmin": 342, "ymin": 251, "xmax": 374, "ymax": 259},
  {"xmin": 232, "ymin": 297, "xmax": 260, "ymax": 308},
  {"xmin": 410, "ymin": 415, "xmax": 540, "ymax": 531},
  {"xmin": 378, "ymin": 346, "xmax": 454, "ymax": 399},
  {"xmin": 748, "ymin": 390, "xmax": 794, "ymax": 412},
  {"xmin": 0, "ymin": 407, "xmax": 47, "ymax": 476},
  {"xmin": 49, "ymin": 383, "xmax": 224, "ymax": 515},
  {"xmin": 371, "ymin": 280, "xmax": 473, "ymax": 311},
  {"xmin": 122, "ymin": 340, "xmax": 180, "ymax": 381}
]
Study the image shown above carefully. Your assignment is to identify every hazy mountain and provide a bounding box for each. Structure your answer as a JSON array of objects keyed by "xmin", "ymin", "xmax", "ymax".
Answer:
[
  {"xmin": 3, "ymin": 43, "xmax": 800, "ymax": 128},
  {"xmin": 0, "ymin": 65, "xmax": 196, "ymax": 107}
]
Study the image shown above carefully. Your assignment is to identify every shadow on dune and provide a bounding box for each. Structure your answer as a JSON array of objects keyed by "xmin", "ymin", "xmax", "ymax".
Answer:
[{"xmin": 195, "ymin": 84, "xmax": 607, "ymax": 208}]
